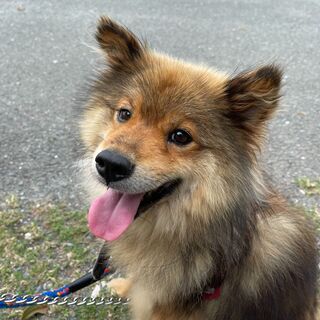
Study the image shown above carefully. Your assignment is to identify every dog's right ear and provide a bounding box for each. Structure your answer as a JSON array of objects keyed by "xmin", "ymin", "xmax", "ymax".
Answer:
[{"xmin": 95, "ymin": 16, "xmax": 145, "ymax": 70}]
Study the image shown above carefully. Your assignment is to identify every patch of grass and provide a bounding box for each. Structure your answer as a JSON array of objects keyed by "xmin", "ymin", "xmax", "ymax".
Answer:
[
  {"xmin": 295, "ymin": 177, "xmax": 320, "ymax": 196},
  {"xmin": 305, "ymin": 207, "xmax": 320, "ymax": 233},
  {"xmin": 0, "ymin": 196, "xmax": 129, "ymax": 319}
]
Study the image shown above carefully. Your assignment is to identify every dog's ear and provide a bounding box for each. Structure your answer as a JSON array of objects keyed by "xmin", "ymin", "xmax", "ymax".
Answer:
[
  {"xmin": 225, "ymin": 65, "xmax": 282, "ymax": 148},
  {"xmin": 95, "ymin": 16, "xmax": 145, "ymax": 70}
]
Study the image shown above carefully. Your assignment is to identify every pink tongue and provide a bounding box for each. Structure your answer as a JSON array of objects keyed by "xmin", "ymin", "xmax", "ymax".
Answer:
[{"xmin": 88, "ymin": 189, "xmax": 144, "ymax": 241}]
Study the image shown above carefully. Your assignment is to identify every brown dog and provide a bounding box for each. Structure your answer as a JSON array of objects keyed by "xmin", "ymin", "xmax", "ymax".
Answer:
[{"xmin": 79, "ymin": 17, "xmax": 318, "ymax": 319}]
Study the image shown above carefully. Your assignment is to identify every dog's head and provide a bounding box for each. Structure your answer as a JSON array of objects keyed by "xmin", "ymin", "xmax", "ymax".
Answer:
[{"xmin": 79, "ymin": 17, "xmax": 282, "ymax": 241}]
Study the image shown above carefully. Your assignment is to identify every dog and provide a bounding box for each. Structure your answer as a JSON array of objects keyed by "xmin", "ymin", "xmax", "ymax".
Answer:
[{"xmin": 79, "ymin": 17, "xmax": 318, "ymax": 319}]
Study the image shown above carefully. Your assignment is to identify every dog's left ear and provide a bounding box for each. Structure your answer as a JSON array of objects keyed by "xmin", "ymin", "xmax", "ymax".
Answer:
[
  {"xmin": 225, "ymin": 65, "xmax": 282, "ymax": 147},
  {"xmin": 95, "ymin": 16, "xmax": 145, "ymax": 70}
]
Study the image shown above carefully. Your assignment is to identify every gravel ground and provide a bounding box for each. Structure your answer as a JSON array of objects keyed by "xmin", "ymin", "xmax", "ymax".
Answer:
[{"xmin": 0, "ymin": 0, "xmax": 319, "ymax": 209}]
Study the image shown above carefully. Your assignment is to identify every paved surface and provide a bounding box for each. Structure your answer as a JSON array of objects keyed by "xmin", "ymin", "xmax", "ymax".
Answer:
[{"xmin": 0, "ymin": 0, "xmax": 319, "ymax": 209}]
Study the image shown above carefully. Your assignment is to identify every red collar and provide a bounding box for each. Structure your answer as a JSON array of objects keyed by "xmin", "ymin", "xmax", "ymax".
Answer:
[{"xmin": 202, "ymin": 286, "xmax": 222, "ymax": 301}]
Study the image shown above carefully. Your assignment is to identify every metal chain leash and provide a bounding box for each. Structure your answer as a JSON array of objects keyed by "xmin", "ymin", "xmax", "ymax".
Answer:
[
  {"xmin": 0, "ymin": 248, "xmax": 132, "ymax": 309},
  {"xmin": 0, "ymin": 293, "xmax": 130, "ymax": 306}
]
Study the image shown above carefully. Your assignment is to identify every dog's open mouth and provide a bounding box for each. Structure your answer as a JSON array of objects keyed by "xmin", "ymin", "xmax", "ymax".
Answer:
[
  {"xmin": 88, "ymin": 179, "xmax": 180, "ymax": 241},
  {"xmin": 137, "ymin": 179, "xmax": 181, "ymax": 216}
]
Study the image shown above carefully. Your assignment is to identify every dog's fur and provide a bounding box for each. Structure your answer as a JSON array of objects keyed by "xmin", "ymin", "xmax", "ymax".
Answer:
[{"xmin": 79, "ymin": 17, "xmax": 318, "ymax": 319}]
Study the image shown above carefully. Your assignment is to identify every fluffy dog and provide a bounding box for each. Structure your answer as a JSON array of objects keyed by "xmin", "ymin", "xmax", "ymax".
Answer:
[{"xmin": 79, "ymin": 17, "xmax": 318, "ymax": 319}]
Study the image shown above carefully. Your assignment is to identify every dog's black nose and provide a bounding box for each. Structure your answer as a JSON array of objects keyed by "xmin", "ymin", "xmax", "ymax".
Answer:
[{"xmin": 95, "ymin": 150, "xmax": 134, "ymax": 183}]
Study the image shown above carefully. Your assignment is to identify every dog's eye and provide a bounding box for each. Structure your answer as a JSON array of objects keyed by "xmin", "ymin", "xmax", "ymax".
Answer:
[
  {"xmin": 168, "ymin": 129, "xmax": 192, "ymax": 146},
  {"xmin": 117, "ymin": 108, "xmax": 132, "ymax": 122}
]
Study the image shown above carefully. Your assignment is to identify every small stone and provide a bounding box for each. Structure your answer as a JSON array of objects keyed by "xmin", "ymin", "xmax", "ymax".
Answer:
[
  {"xmin": 17, "ymin": 5, "xmax": 25, "ymax": 11},
  {"xmin": 65, "ymin": 242, "xmax": 73, "ymax": 247},
  {"xmin": 91, "ymin": 284, "xmax": 101, "ymax": 299},
  {"xmin": 24, "ymin": 232, "xmax": 32, "ymax": 240}
]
